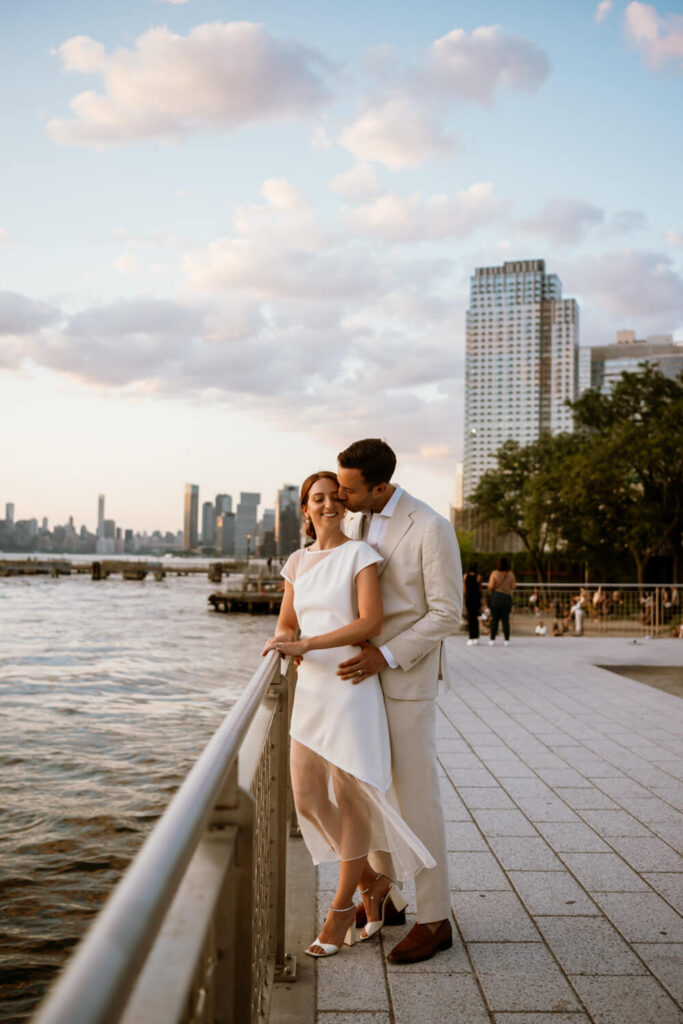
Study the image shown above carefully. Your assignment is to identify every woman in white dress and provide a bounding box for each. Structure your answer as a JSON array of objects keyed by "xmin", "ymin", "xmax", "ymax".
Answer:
[{"xmin": 262, "ymin": 472, "xmax": 434, "ymax": 957}]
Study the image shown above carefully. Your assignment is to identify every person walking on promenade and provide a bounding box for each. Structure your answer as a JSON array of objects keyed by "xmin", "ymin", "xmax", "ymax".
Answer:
[
  {"xmin": 335, "ymin": 438, "xmax": 463, "ymax": 965},
  {"xmin": 262, "ymin": 471, "xmax": 434, "ymax": 958},
  {"xmin": 487, "ymin": 556, "xmax": 516, "ymax": 646},
  {"xmin": 464, "ymin": 562, "xmax": 482, "ymax": 645}
]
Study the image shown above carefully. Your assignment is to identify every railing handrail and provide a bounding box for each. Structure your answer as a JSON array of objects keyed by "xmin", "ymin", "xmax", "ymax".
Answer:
[
  {"xmin": 503, "ymin": 582, "xmax": 680, "ymax": 590},
  {"xmin": 32, "ymin": 650, "xmax": 282, "ymax": 1024}
]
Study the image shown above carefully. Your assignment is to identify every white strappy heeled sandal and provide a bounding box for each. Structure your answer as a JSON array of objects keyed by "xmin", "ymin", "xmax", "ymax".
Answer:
[
  {"xmin": 306, "ymin": 904, "xmax": 358, "ymax": 958},
  {"xmin": 360, "ymin": 875, "xmax": 409, "ymax": 940}
]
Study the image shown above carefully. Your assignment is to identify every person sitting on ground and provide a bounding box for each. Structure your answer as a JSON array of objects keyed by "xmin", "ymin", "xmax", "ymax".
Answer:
[
  {"xmin": 535, "ymin": 620, "xmax": 547, "ymax": 636},
  {"xmin": 551, "ymin": 620, "xmax": 562, "ymax": 637}
]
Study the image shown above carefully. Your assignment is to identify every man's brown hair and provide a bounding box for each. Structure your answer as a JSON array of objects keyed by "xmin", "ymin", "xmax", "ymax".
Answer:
[{"xmin": 337, "ymin": 438, "xmax": 396, "ymax": 487}]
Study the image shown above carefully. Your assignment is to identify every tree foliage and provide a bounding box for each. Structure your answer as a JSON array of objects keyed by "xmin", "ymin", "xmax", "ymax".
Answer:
[
  {"xmin": 564, "ymin": 364, "xmax": 683, "ymax": 582},
  {"xmin": 469, "ymin": 364, "xmax": 683, "ymax": 582},
  {"xmin": 470, "ymin": 433, "xmax": 574, "ymax": 582}
]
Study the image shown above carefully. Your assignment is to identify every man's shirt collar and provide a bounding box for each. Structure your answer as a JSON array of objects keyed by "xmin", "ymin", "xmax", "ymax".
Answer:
[{"xmin": 365, "ymin": 484, "xmax": 403, "ymax": 519}]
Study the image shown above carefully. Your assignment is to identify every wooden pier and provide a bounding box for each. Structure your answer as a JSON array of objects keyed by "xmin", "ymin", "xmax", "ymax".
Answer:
[
  {"xmin": 0, "ymin": 558, "xmax": 245, "ymax": 581},
  {"xmin": 208, "ymin": 569, "xmax": 283, "ymax": 615}
]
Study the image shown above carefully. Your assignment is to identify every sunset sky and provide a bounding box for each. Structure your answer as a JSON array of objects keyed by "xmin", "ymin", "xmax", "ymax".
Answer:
[{"xmin": 2, "ymin": 0, "xmax": 682, "ymax": 533}]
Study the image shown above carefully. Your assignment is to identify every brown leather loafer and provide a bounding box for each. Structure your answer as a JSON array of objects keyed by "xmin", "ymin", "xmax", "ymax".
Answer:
[
  {"xmin": 355, "ymin": 894, "xmax": 407, "ymax": 929},
  {"xmin": 387, "ymin": 919, "xmax": 452, "ymax": 964}
]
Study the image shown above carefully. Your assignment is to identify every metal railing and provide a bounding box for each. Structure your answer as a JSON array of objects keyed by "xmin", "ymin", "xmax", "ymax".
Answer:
[
  {"xmin": 31, "ymin": 650, "xmax": 297, "ymax": 1024},
  {"xmin": 468, "ymin": 583, "xmax": 682, "ymax": 637}
]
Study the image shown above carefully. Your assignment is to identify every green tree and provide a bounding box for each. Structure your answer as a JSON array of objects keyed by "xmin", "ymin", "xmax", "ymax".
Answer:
[
  {"xmin": 469, "ymin": 433, "xmax": 573, "ymax": 582},
  {"xmin": 564, "ymin": 364, "xmax": 683, "ymax": 583},
  {"xmin": 468, "ymin": 365, "xmax": 683, "ymax": 584}
]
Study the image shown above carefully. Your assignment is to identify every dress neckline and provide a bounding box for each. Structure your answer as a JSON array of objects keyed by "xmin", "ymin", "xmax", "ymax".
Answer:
[{"xmin": 305, "ymin": 540, "xmax": 352, "ymax": 554}]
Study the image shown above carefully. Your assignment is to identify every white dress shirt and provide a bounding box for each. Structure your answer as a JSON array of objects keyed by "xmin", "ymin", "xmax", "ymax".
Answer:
[{"xmin": 363, "ymin": 485, "xmax": 403, "ymax": 668}]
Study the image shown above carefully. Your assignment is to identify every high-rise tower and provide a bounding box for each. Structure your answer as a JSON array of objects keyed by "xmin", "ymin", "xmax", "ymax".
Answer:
[
  {"xmin": 464, "ymin": 259, "xmax": 580, "ymax": 500},
  {"xmin": 234, "ymin": 492, "xmax": 260, "ymax": 558},
  {"xmin": 183, "ymin": 484, "xmax": 199, "ymax": 550},
  {"xmin": 97, "ymin": 494, "xmax": 105, "ymax": 539},
  {"xmin": 276, "ymin": 484, "xmax": 300, "ymax": 556}
]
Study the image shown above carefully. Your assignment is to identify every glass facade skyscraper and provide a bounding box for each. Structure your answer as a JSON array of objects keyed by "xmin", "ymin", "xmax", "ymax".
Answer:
[
  {"xmin": 183, "ymin": 484, "xmax": 199, "ymax": 550},
  {"xmin": 464, "ymin": 259, "xmax": 580, "ymax": 500}
]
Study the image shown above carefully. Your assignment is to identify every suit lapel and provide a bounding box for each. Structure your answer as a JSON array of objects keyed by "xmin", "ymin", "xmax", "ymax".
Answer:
[{"xmin": 377, "ymin": 491, "xmax": 415, "ymax": 577}]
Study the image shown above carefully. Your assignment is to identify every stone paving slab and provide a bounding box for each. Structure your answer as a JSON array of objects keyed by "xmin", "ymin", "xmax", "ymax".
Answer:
[{"xmin": 305, "ymin": 637, "xmax": 683, "ymax": 1024}]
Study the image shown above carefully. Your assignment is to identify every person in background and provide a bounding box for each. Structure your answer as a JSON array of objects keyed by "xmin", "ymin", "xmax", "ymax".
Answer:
[
  {"xmin": 464, "ymin": 562, "xmax": 482, "ymax": 646},
  {"xmin": 570, "ymin": 590, "xmax": 587, "ymax": 636},
  {"xmin": 535, "ymin": 620, "xmax": 547, "ymax": 636},
  {"xmin": 529, "ymin": 586, "xmax": 541, "ymax": 617},
  {"xmin": 592, "ymin": 585, "xmax": 606, "ymax": 620},
  {"xmin": 487, "ymin": 556, "xmax": 516, "ymax": 646}
]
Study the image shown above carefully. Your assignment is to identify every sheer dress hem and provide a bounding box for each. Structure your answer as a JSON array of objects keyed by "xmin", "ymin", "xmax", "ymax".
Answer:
[{"xmin": 290, "ymin": 731, "xmax": 392, "ymax": 793}]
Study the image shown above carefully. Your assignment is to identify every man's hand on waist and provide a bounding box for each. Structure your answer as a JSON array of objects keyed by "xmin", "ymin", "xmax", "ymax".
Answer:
[{"xmin": 337, "ymin": 641, "xmax": 387, "ymax": 684}]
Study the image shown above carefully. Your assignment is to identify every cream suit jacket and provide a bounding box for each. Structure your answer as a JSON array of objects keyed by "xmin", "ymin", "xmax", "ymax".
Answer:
[{"xmin": 343, "ymin": 489, "xmax": 463, "ymax": 700}]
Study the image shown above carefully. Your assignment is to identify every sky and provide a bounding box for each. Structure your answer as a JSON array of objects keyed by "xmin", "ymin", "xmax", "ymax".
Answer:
[{"xmin": 1, "ymin": 0, "xmax": 682, "ymax": 534}]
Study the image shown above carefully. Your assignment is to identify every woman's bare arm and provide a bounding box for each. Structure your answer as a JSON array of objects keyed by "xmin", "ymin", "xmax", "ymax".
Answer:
[
  {"xmin": 275, "ymin": 565, "xmax": 382, "ymax": 656},
  {"xmin": 261, "ymin": 581, "xmax": 298, "ymax": 654}
]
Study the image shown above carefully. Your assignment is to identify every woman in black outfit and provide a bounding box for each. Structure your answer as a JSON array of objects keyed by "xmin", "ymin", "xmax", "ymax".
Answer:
[{"xmin": 464, "ymin": 562, "xmax": 482, "ymax": 646}]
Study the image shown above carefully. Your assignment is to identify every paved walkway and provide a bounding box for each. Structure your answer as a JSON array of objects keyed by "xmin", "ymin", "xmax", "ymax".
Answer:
[{"xmin": 312, "ymin": 636, "xmax": 683, "ymax": 1024}]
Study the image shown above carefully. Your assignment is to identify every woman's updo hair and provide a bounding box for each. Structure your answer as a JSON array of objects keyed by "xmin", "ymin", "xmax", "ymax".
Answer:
[
  {"xmin": 300, "ymin": 471, "xmax": 340, "ymax": 541},
  {"xmin": 497, "ymin": 555, "xmax": 510, "ymax": 572}
]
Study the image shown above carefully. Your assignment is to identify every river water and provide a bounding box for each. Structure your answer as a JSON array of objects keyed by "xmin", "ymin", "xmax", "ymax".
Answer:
[{"xmin": 0, "ymin": 568, "xmax": 270, "ymax": 1022}]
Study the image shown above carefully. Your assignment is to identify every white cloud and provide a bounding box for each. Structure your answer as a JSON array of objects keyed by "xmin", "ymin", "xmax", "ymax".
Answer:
[
  {"xmin": 571, "ymin": 249, "xmax": 683, "ymax": 328},
  {"xmin": 48, "ymin": 22, "xmax": 334, "ymax": 145},
  {"xmin": 113, "ymin": 253, "xmax": 139, "ymax": 275},
  {"xmin": 348, "ymin": 182, "xmax": 507, "ymax": 243},
  {"xmin": 112, "ymin": 228, "xmax": 183, "ymax": 248},
  {"xmin": 0, "ymin": 227, "xmax": 8, "ymax": 244},
  {"xmin": 515, "ymin": 195, "xmax": 604, "ymax": 245},
  {"xmin": 0, "ymin": 290, "xmax": 61, "ymax": 335},
  {"xmin": 595, "ymin": 1, "xmax": 614, "ymax": 24},
  {"xmin": 228, "ymin": 180, "xmax": 326, "ymax": 252},
  {"xmin": 665, "ymin": 229, "xmax": 683, "ymax": 246},
  {"xmin": 310, "ymin": 123, "xmax": 333, "ymax": 150},
  {"xmin": 260, "ymin": 178, "xmax": 306, "ymax": 210},
  {"xmin": 601, "ymin": 209, "xmax": 648, "ymax": 235},
  {"xmin": 624, "ymin": 2, "xmax": 683, "ymax": 68},
  {"xmin": 330, "ymin": 163, "xmax": 380, "ymax": 200},
  {"xmin": 338, "ymin": 25, "xmax": 549, "ymax": 170},
  {"xmin": 0, "ymin": 291, "xmax": 63, "ymax": 369},
  {"xmin": 185, "ymin": 235, "xmax": 378, "ymax": 299},
  {"xmin": 339, "ymin": 96, "xmax": 456, "ymax": 170},
  {"xmin": 417, "ymin": 25, "xmax": 551, "ymax": 108},
  {"xmin": 55, "ymin": 35, "xmax": 107, "ymax": 73}
]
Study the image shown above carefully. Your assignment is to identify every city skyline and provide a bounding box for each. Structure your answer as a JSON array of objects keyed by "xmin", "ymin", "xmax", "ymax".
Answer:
[
  {"xmin": 2, "ymin": 1, "xmax": 682, "ymax": 531},
  {"xmin": 1, "ymin": 481, "xmax": 296, "ymax": 549}
]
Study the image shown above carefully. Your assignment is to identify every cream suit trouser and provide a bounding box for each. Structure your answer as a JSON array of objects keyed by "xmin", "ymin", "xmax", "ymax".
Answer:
[{"xmin": 368, "ymin": 695, "xmax": 451, "ymax": 924}]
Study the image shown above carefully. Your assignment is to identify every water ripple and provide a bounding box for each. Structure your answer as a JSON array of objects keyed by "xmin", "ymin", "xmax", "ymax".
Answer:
[{"xmin": 0, "ymin": 572, "xmax": 267, "ymax": 1022}]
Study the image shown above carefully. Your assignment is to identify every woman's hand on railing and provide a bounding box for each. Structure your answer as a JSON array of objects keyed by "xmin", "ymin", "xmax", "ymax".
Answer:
[
  {"xmin": 261, "ymin": 636, "xmax": 283, "ymax": 656},
  {"xmin": 273, "ymin": 638, "xmax": 308, "ymax": 658},
  {"xmin": 261, "ymin": 633, "xmax": 303, "ymax": 665}
]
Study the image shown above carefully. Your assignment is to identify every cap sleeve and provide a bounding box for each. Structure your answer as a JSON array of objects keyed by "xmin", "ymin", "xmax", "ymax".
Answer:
[
  {"xmin": 352, "ymin": 540, "xmax": 383, "ymax": 578},
  {"xmin": 281, "ymin": 549, "xmax": 303, "ymax": 583}
]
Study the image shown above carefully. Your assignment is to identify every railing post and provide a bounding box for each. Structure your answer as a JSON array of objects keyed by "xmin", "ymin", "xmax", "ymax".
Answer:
[
  {"xmin": 211, "ymin": 763, "xmax": 257, "ymax": 1024},
  {"xmin": 272, "ymin": 659, "xmax": 297, "ymax": 985}
]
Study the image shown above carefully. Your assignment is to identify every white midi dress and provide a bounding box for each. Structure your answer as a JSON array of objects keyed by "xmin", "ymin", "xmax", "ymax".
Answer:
[{"xmin": 283, "ymin": 540, "xmax": 435, "ymax": 881}]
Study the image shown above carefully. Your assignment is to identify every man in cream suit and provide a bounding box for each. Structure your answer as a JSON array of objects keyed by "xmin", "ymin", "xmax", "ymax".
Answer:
[{"xmin": 336, "ymin": 438, "xmax": 463, "ymax": 964}]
